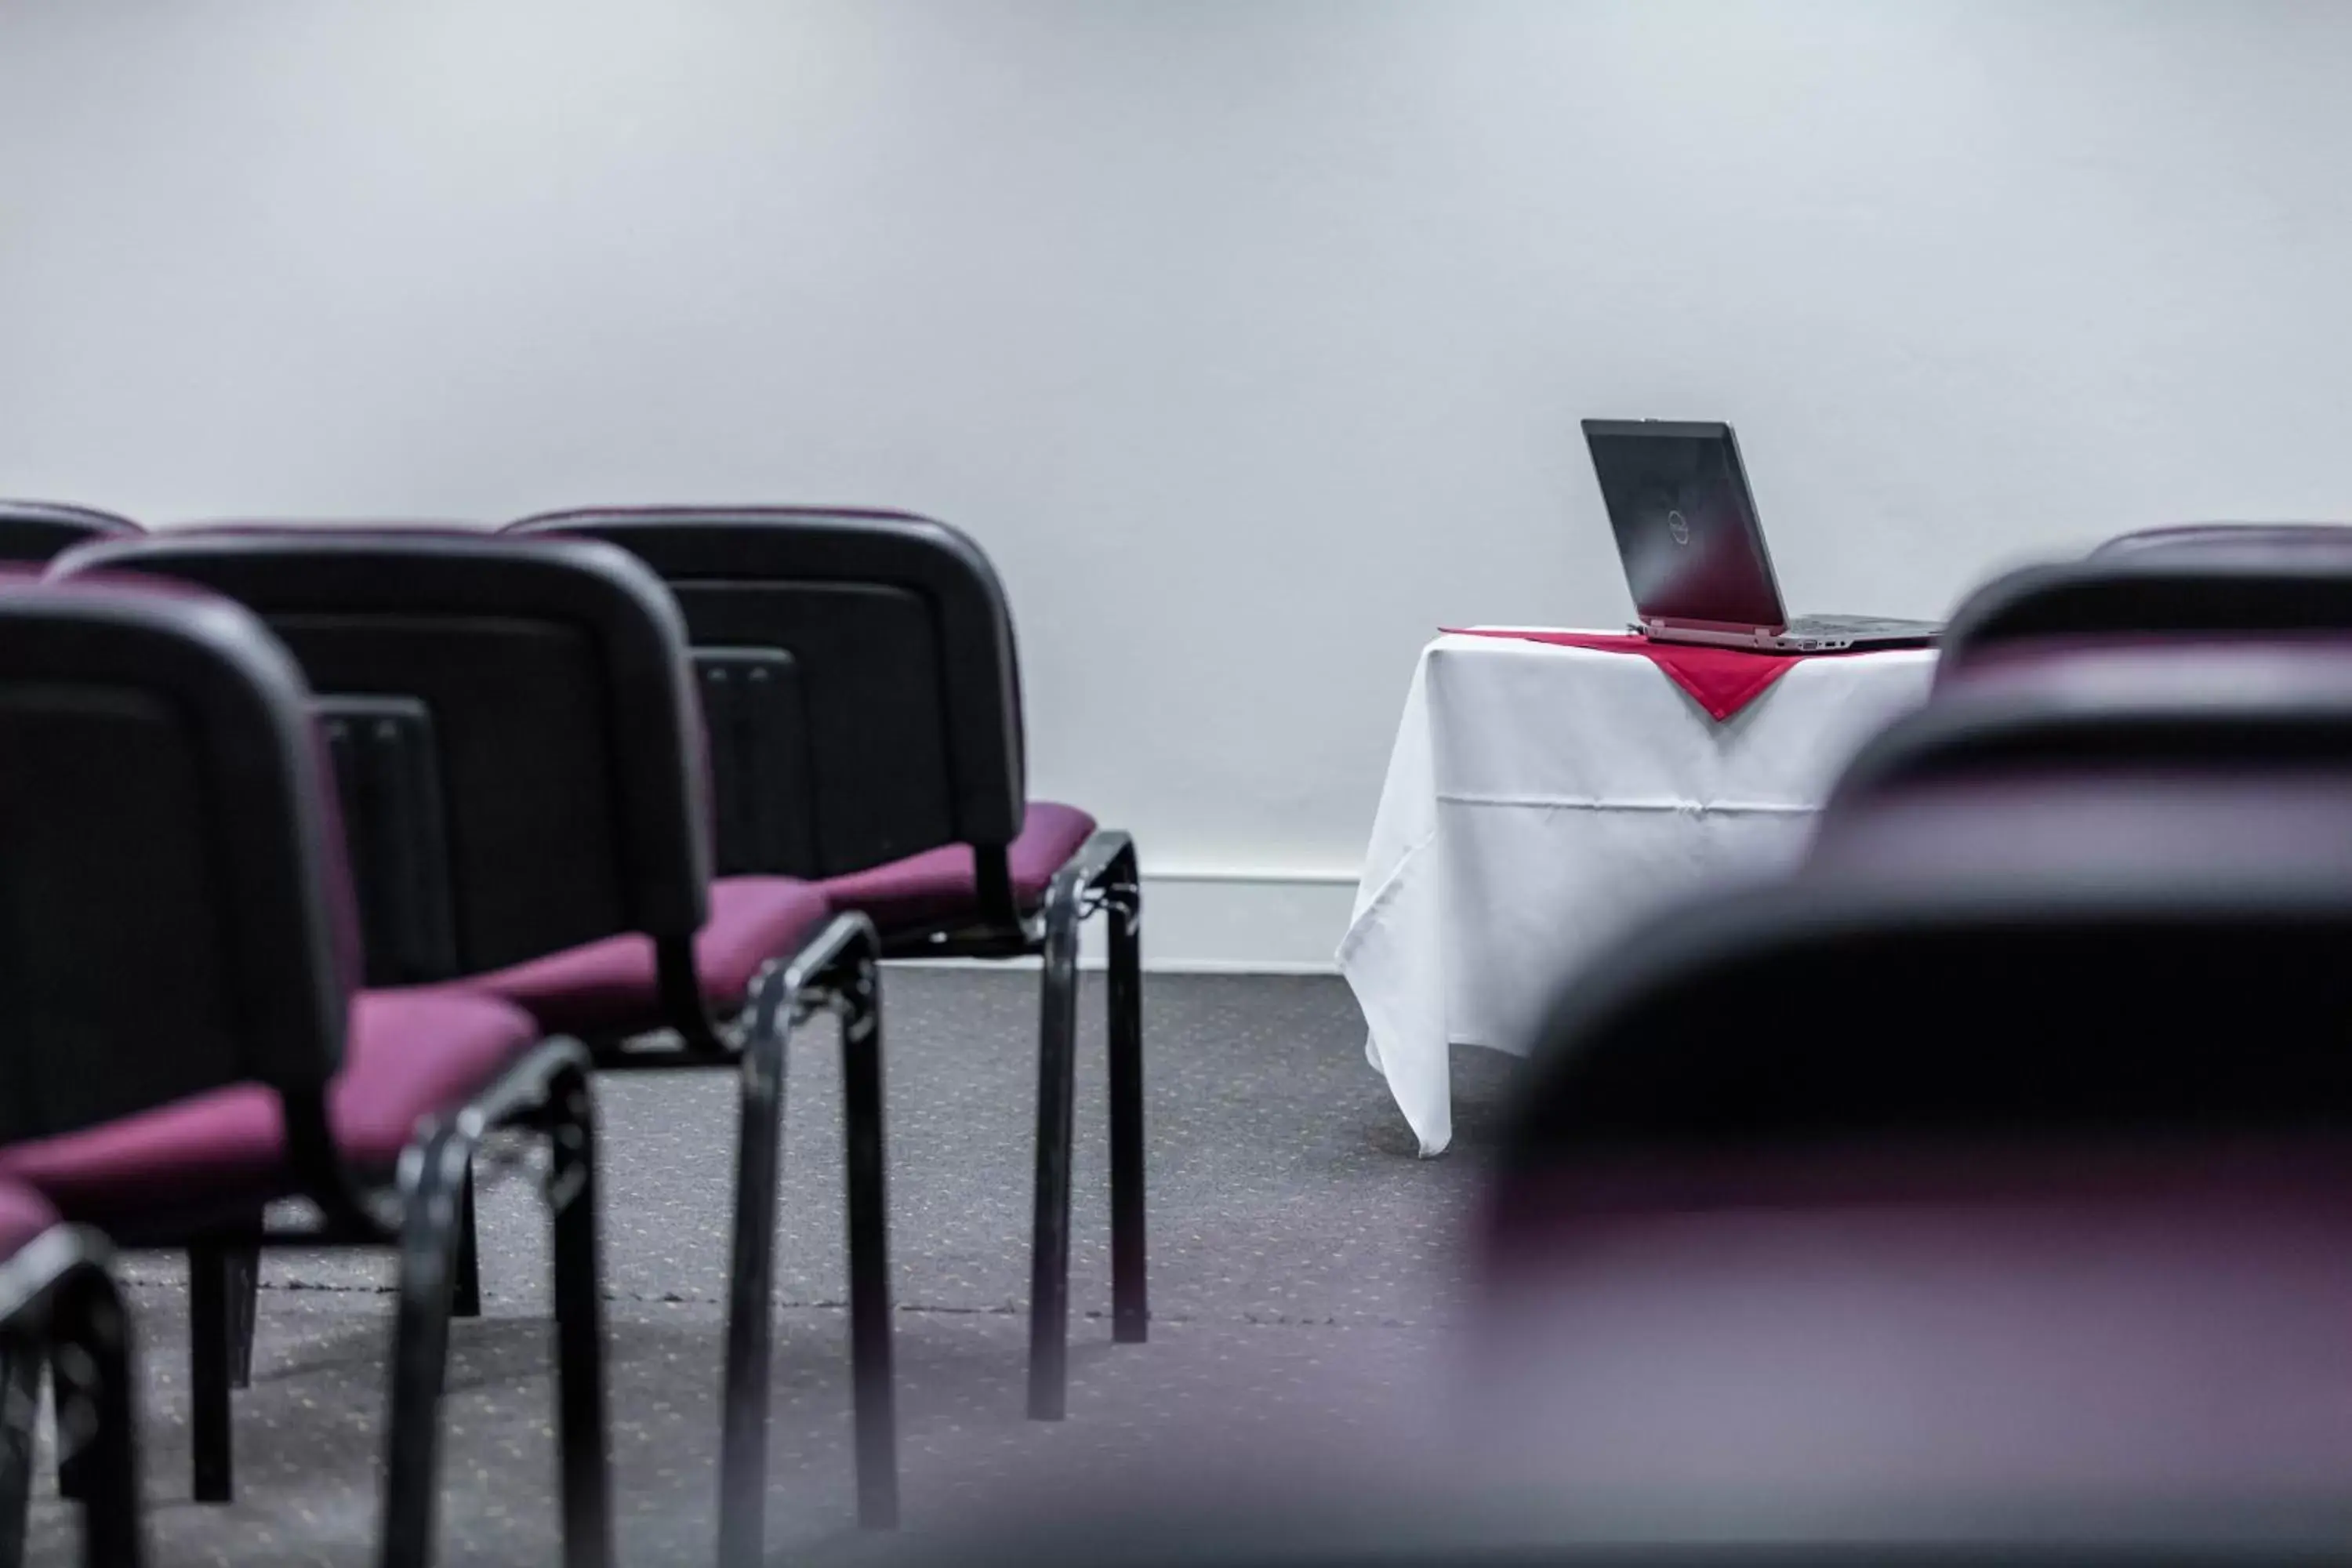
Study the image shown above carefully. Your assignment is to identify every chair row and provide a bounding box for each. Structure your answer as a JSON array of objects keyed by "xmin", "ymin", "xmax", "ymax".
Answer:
[
  {"xmin": 0, "ymin": 508, "xmax": 1149, "ymax": 1568},
  {"xmin": 0, "ymin": 564, "xmax": 608, "ymax": 1568},
  {"xmin": 1474, "ymin": 519, "xmax": 2352, "ymax": 1519}
]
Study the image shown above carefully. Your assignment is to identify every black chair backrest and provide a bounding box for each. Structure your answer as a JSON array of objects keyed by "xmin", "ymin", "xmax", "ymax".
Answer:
[
  {"xmin": 0, "ymin": 503, "xmax": 140, "ymax": 565},
  {"xmin": 1809, "ymin": 641, "xmax": 2352, "ymax": 895},
  {"xmin": 1830, "ymin": 647, "xmax": 2352, "ymax": 807},
  {"xmin": 505, "ymin": 507, "xmax": 1025, "ymax": 880},
  {"xmin": 2094, "ymin": 521, "xmax": 2352, "ymax": 558},
  {"xmin": 0, "ymin": 576, "xmax": 349, "ymax": 1145},
  {"xmin": 52, "ymin": 531, "xmax": 711, "ymax": 984},
  {"xmin": 1495, "ymin": 874, "xmax": 2352, "ymax": 1214},
  {"xmin": 1938, "ymin": 556, "xmax": 2352, "ymax": 684}
]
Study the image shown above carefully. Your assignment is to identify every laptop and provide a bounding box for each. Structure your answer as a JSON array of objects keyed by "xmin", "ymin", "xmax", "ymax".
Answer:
[{"xmin": 1581, "ymin": 418, "xmax": 1939, "ymax": 652}]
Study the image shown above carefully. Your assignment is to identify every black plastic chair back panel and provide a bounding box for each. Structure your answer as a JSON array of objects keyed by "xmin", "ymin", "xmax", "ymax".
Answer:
[
  {"xmin": 693, "ymin": 647, "xmax": 816, "ymax": 875},
  {"xmin": 1501, "ymin": 888, "xmax": 2352, "ymax": 1196},
  {"xmin": 507, "ymin": 510, "xmax": 1026, "ymax": 876},
  {"xmin": 270, "ymin": 613, "xmax": 632, "ymax": 975},
  {"xmin": 0, "ymin": 587, "xmax": 347, "ymax": 1144},
  {"xmin": 50, "ymin": 534, "xmax": 713, "ymax": 982},
  {"xmin": 676, "ymin": 579, "xmax": 956, "ymax": 877},
  {"xmin": 0, "ymin": 685, "xmax": 243, "ymax": 1139},
  {"xmin": 318, "ymin": 695, "xmax": 459, "ymax": 985}
]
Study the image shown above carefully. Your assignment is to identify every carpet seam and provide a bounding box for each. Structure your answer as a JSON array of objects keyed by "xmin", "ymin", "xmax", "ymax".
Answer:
[{"xmin": 120, "ymin": 1276, "xmax": 1424, "ymax": 1329}]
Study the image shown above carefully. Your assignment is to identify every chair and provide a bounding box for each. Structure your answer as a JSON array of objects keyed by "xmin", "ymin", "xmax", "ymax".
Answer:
[
  {"xmin": 1482, "ymin": 811, "xmax": 2352, "ymax": 1514},
  {"xmin": 504, "ymin": 506, "xmax": 1144, "ymax": 1421},
  {"xmin": 1824, "ymin": 638, "xmax": 2352, "ymax": 819},
  {"xmin": 1936, "ymin": 554, "xmax": 2352, "ymax": 685},
  {"xmin": 0, "ymin": 1182, "xmax": 140, "ymax": 1568},
  {"xmin": 51, "ymin": 529, "xmax": 897, "ymax": 1559},
  {"xmin": 1504, "ymin": 829, "xmax": 2352, "ymax": 1168},
  {"xmin": 2093, "ymin": 521, "xmax": 2352, "ymax": 557},
  {"xmin": 0, "ymin": 505, "xmax": 137, "ymax": 565},
  {"xmin": 1809, "ymin": 633, "xmax": 2352, "ymax": 873},
  {"xmin": 0, "ymin": 573, "xmax": 610, "ymax": 1568}
]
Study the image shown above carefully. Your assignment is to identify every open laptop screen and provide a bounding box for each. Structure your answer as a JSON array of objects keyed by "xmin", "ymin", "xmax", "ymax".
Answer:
[{"xmin": 1583, "ymin": 420, "xmax": 1788, "ymax": 630}]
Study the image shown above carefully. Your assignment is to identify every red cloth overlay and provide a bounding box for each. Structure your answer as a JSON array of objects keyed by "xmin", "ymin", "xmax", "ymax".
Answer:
[{"xmin": 1439, "ymin": 629, "xmax": 1800, "ymax": 721}]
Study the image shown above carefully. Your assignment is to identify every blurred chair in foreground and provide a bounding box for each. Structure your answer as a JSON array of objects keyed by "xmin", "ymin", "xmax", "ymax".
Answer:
[
  {"xmin": 0, "ymin": 575, "xmax": 611, "ymax": 1568},
  {"xmin": 1816, "ymin": 639, "xmax": 2352, "ymax": 857},
  {"xmin": 1936, "ymin": 553, "xmax": 2352, "ymax": 685},
  {"xmin": 0, "ymin": 505, "xmax": 137, "ymax": 565},
  {"xmin": 2094, "ymin": 521, "xmax": 2352, "ymax": 557},
  {"xmin": 507, "ymin": 506, "xmax": 1145, "ymax": 1421},
  {"xmin": 0, "ymin": 1182, "xmax": 140, "ymax": 1568},
  {"xmin": 1486, "ymin": 644, "xmax": 2352, "ymax": 1508},
  {"xmin": 1481, "ymin": 824, "xmax": 2352, "ymax": 1521}
]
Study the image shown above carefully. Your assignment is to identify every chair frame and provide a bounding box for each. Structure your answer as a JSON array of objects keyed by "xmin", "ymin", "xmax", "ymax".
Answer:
[
  {"xmin": 50, "ymin": 529, "xmax": 895, "ymax": 1562},
  {"xmin": 626, "ymin": 910, "xmax": 898, "ymax": 1564},
  {"xmin": 64, "ymin": 906, "xmax": 615, "ymax": 1568},
  {"xmin": 506, "ymin": 506, "xmax": 1146, "ymax": 1422},
  {"xmin": 0, "ymin": 1225, "xmax": 142, "ymax": 1568},
  {"xmin": 898, "ymin": 830, "xmax": 1145, "ymax": 1421}
]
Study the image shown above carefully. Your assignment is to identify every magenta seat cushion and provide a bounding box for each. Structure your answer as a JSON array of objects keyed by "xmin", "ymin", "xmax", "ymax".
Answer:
[
  {"xmin": 0, "ymin": 987, "xmax": 539, "ymax": 1220},
  {"xmin": 0, "ymin": 1181, "xmax": 59, "ymax": 1260},
  {"xmin": 468, "ymin": 876, "xmax": 831, "ymax": 1038},
  {"xmin": 819, "ymin": 802, "xmax": 1096, "ymax": 932},
  {"xmin": 1475, "ymin": 1140, "xmax": 2352, "ymax": 1501}
]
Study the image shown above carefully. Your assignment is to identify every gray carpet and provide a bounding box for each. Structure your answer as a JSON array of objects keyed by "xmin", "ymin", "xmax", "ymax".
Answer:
[{"xmin": 24, "ymin": 970, "xmax": 1519, "ymax": 1566}]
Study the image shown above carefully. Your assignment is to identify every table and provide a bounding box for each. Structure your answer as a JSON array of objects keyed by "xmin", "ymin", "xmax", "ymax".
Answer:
[{"xmin": 1338, "ymin": 631, "xmax": 1936, "ymax": 1155}]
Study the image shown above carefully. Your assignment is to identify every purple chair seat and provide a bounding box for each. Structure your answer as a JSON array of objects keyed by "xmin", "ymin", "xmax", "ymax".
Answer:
[
  {"xmin": 819, "ymin": 802, "xmax": 1096, "ymax": 932},
  {"xmin": 470, "ymin": 875, "xmax": 832, "ymax": 1037},
  {"xmin": 0, "ymin": 988, "xmax": 539, "ymax": 1220},
  {"xmin": 0, "ymin": 1179, "xmax": 59, "ymax": 1258},
  {"xmin": 1475, "ymin": 1138, "xmax": 2352, "ymax": 1504}
]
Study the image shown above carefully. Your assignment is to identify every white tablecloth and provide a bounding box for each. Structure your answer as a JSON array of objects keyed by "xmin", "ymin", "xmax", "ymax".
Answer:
[{"xmin": 1338, "ymin": 631, "xmax": 1936, "ymax": 1155}]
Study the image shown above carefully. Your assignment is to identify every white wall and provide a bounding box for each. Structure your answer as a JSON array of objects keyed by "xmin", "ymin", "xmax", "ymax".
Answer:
[{"xmin": 6, "ymin": 1, "xmax": 2352, "ymax": 967}]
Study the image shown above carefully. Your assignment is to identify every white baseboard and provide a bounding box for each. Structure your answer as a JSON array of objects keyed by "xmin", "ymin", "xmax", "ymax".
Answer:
[{"xmin": 889, "ymin": 866, "xmax": 1358, "ymax": 975}]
